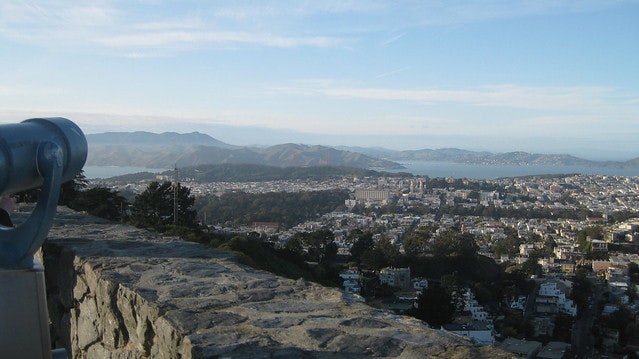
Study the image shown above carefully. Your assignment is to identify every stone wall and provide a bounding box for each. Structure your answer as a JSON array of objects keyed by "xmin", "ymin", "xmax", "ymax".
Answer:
[{"xmin": 38, "ymin": 208, "xmax": 511, "ymax": 358}]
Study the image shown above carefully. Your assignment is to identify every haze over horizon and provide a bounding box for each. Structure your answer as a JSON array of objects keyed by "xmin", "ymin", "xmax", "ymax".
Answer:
[{"xmin": 1, "ymin": 1, "xmax": 638, "ymax": 161}]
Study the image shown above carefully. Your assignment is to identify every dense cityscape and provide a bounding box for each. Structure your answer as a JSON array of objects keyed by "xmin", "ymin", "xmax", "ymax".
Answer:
[{"xmin": 92, "ymin": 169, "xmax": 639, "ymax": 359}]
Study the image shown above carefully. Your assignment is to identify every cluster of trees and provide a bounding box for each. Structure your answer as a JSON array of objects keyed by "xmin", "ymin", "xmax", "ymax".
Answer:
[
  {"xmin": 285, "ymin": 229, "xmax": 337, "ymax": 263},
  {"xmin": 439, "ymin": 203, "xmax": 594, "ymax": 221},
  {"xmin": 212, "ymin": 233, "xmax": 315, "ymax": 282},
  {"xmin": 594, "ymin": 306, "xmax": 639, "ymax": 351},
  {"xmin": 354, "ymin": 197, "xmax": 594, "ymax": 222},
  {"xmin": 607, "ymin": 210, "xmax": 639, "ymax": 224},
  {"xmin": 342, "ymin": 226, "xmax": 514, "ymax": 325},
  {"xmin": 17, "ymin": 173, "xmax": 202, "ymax": 239},
  {"xmin": 111, "ymin": 164, "xmax": 407, "ymax": 184},
  {"xmin": 195, "ymin": 189, "xmax": 348, "ymax": 228},
  {"xmin": 128, "ymin": 181, "xmax": 198, "ymax": 232},
  {"xmin": 179, "ymin": 164, "xmax": 394, "ymax": 182},
  {"xmin": 420, "ymin": 177, "xmax": 501, "ymax": 192},
  {"xmin": 410, "ymin": 283, "xmax": 455, "ymax": 327},
  {"xmin": 15, "ymin": 171, "xmax": 129, "ymax": 222},
  {"xmin": 576, "ymin": 225, "xmax": 607, "ymax": 256}
]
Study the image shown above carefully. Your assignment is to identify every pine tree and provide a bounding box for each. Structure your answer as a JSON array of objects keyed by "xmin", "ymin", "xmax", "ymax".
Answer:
[{"xmin": 130, "ymin": 181, "xmax": 198, "ymax": 231}]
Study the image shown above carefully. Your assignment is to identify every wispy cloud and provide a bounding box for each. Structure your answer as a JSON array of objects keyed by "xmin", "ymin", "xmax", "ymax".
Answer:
[
  {"xmin": 2, "ymin": 1, "xmax": 631, "ymax": 54},
  {"xmin": 309, "ymin": 84, "xmax": 637, "ymax": 112},
  {"xmin": 380, "ymin": 32, "xmax": 406, "ymax": 47},
  {"xmin": 375, "ymin": 67, "xmax": 411, "ymax": 79},
  {"xmin": 97, "ymin": 30, "xmax": 347, "ymax": 49},
  {"xmin": 392, "ymin": 0, "xmax": 630, "ymax": 27},
  {"xmin": 0, "ymin": 1, "xmax": 351, "ymax": 52}
]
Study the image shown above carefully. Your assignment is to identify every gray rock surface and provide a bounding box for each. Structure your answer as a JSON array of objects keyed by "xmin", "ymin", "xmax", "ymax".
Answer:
[{"xmin": 36, "ymin": 207, "xmax": 512, "ymax": 358}]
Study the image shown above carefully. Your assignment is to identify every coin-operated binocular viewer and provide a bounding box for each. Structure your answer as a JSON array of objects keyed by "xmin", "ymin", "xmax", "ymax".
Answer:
[{"xmin": 0, "ymin": 118, "xmax": 87, "ymax": 359}]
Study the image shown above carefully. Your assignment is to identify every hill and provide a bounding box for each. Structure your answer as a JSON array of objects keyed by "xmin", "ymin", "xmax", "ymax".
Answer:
[
  {"xmin": 86, "ymin": 131, "xmax": 639, "ymax": 170},
  {"xmin": 87, "ymin": 131, "xmax": 234, "ymax": 148},
  {"xmin": 87, "ymin": 135, "xmax": 404, "ymax": 169},
  {"xmin": 338, "ymin": 146, "xmax": 639, "ymax": 169}
]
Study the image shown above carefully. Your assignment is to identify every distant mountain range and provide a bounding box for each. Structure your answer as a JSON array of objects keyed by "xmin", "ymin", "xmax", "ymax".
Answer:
[
  {"xmin": 87, "ymin": 131, "xmax": 235, "ymax": 148},
  {"xmin": 86, "ymin": 132, "xmax": 402, "ymax": 169},
  {"xmin": 337, "ymin": 147, "xmax": 639, "ymax": 169},
  {"xmin": 86, "ymin": 131, "xmax": 639, "ymax": 170}
]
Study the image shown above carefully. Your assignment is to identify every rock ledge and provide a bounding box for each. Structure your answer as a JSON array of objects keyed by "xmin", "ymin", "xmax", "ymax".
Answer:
[{"xmin": 38, "ymin": 207, "xmax": 510, "ymax": 358}]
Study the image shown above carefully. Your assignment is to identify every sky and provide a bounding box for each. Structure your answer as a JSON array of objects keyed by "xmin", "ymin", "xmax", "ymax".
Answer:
[{"xmin": 0, "ymin": 1, "xmax": 638, "ymax": 160}]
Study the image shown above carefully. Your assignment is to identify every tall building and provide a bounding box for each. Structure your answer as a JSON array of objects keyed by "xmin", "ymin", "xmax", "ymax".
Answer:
[{"xmin": 354, "ymin": 189, "xmax": 392, "ymax": 204}]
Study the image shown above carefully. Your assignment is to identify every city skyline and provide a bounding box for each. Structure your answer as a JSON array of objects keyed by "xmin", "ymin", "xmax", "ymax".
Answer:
[{"xmin": 1, "ymin": 1, "xmax": 638, "ymax": 160}]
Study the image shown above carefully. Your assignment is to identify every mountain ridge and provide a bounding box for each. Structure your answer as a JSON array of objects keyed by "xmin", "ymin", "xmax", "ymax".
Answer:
[
  {"xmin": 337, "ymin": 146, "xmax": 639, "ymax": 169},
  {"xmin": 87, "ymin": 143, "xmax": 403, "ymax": 170},
  {"xmin": 86, "ymin": 131, "xmax": 235, "ymax": 148},
  {"xmin": 86, "ymin": 131, "xmax": 639, "ymax": 170}
]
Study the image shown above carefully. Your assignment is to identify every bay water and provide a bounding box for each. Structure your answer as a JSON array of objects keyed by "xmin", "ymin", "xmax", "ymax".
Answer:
[
  {"xmin": 394, "ymin": 161, "xmax": 639, "ymax": 179},
  {"xmin": 83, "ymin": 162, "xmax": 639, "ymax": 181}
]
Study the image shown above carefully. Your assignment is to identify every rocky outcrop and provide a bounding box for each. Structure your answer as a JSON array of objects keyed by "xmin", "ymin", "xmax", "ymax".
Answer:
[{"xmin": 37, "ymin": 207, "xmax": 510, "ymax": 358}]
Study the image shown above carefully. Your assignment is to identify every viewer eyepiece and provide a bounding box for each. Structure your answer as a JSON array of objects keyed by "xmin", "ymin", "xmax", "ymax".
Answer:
[
  {"xmin": 0, "ymin": 117, "xmax": 87, "ymax": 196},
  {"xmin": 0, "ymin": 117, "xmax": 87, "ymax": 269}
]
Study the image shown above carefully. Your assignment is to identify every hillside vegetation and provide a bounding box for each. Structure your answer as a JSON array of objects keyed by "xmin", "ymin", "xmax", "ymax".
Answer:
[{"xmin": 105, "ymin": 163, "xmax": 410, "ymax": 183}]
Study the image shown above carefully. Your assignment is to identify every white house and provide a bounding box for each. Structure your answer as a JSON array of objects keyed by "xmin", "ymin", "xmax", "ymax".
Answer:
[
  {"xmin": 463, "ymin": 289, "xmax": 490, "ymax": 322},
  {"xmin": 442, "ymin": 323, "xmax": 495, "ymax": 346},
  {"xmin": 537, "ymin": 280, "xmax": 577, "ymax": 317},
  {"xmin": 339, "ymin": 267, "xmax": 362, "ymax": 294}
]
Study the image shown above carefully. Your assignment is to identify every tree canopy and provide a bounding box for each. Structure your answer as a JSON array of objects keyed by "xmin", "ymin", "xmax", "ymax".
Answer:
[
  {"xmin": 69, "ymin": 187, "xmax": 128, "ymax": 221},
  {"xmin": 195, "ymin": 189, "xmax": 347, "ymax": 228},
  {"xmin": 410, "ymin": 284, "xmax": 455, "ymax": 328},
  {"xmin": 431, "ymin": 228, "xmax": 479, "ymax": 257},
  {"xmin": 130, "ymin": 181, "xmax": 198, "ymax": 231},
  {"xmin": 402, "ymin": 225, "xmax": 437, "ymax": 257}
]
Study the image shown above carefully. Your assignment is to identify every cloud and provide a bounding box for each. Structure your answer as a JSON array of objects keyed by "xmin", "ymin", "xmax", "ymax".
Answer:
[
  {"xmin": 3, "ymin": 1, "xmax": 631, "ymax": 54},
  {"xmin": 213, "ymin": 1, "xmax": 385, "ymax": 19},
  {"xmin": 387, "ymin": 0, "xmax": 631, "ymax": 27},
  {"xmin": 380, "ymin": 32, "xmax": 406, "ymax": 47},
  {"xmin": 97, "ymin": 30, "xmax": 347, "ymax": 49},
  {"xmin": 306, "ymin": 84, "xmax": 638, "ymax": 112},
  {"xmin": 375, "ymin": 67, "xmax": 411, "ymax": 79},
  {"xmin": 0, "ymin": 1, "xmax": 351, "ymax": 52},
  {"xmin": 211, "ymin": 1, "xmax": 624, "ymax": 26}
]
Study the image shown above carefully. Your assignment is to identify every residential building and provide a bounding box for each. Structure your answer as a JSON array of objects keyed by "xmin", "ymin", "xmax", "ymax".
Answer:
[
  {"xmin": 590, "ymin": 239, "xmax": 608, "ymax": 252},
  {"xmin": 379, "ymin": 267, "xmax": 411, "ymax": 290},
  {"xmin": 520, "ymin": 243, "xmax": 536, "ymax": 256},
  {"xmin": 510, "ymin": 295, "xmax": 527, "ymax": 311},
  {"xmin": 536, "ymin": 342, "xmax": 571, "ymax": 359},
  {"xmin": 536, "ymin": 280, "xmax": 577, "ymax": 317},
  {"xmin": 442, "ymin": 322, "xmax": 495, "ymax": 346},
  {"xmin": 462, "ymin": 289, "xmax": 490, "ymax": 322},
  {"xmin": 498, "ymin": 337, "xmax": 542, "ymax": 358},
  {"xmin": 411, "ymin": 277, "xmax": 429, "ymax": 292},
  {"xmin": 339, "ymin": 267, "xmax": 361, "ymax": 294}
]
